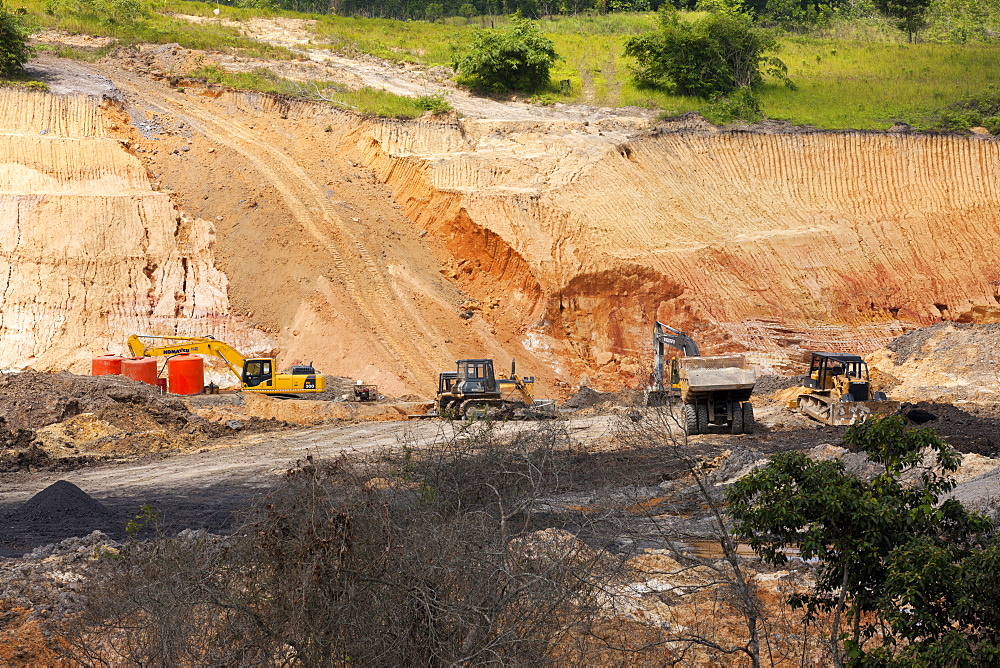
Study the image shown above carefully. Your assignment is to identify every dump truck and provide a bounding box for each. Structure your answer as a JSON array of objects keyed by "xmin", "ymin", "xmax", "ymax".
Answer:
[
  {"xmin": 791, "ymin": 352, "xmax": 899, "ymax": 426},
  {"xmin": 127, "ymin": 334, "xmax": 326, "ymax": 395},
  {"xmin": 645, "ymin": 322, "xmax": 756, "ymax": 435}
]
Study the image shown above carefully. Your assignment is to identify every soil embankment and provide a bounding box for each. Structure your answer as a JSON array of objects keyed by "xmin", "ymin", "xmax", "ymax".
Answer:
[{"xmin": 8, "ymin": 50, "xmax": 1000, "ymax": 399}]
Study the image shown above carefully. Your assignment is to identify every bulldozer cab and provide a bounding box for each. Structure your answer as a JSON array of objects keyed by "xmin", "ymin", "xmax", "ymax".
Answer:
[
  {"xmin": 806, "ymin": 353, "xmax": 871, "ymax": 400},
  {"xmin": 454, "ymin": 359, "xmax": 497, "ymax": 394}
]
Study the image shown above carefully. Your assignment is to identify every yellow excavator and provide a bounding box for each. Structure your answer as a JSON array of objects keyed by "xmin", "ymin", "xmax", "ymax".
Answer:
[{"xmin": 126, "ymin": 335, "xmax": 326, "ymax": 395}]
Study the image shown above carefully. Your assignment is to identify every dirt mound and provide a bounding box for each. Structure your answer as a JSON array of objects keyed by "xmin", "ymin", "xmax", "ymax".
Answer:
[
  {"xmin": 0, "ymin": 372, "xmax": 233, "ymax": 459},
  {"xmin": 752, "ymin": 374, "xmax": 806, "ymax": 397},
  {"xmin": 0, "ymin": 371, "xmax": 187, "ymax": 430},
  {"xmin": 17, "ymin": 481, "xmax": 112, "ymax": 524},
  {"xmin": 869, "ymin": 323, "xmax": 1000, "ymax": 402},
  {"xmin": 900, "ymin": 401, "xmax": 1000, "ymax": 456},
  {"xmin": 562, "ymin": 386, "xmax": 618, "ymax": 410}
]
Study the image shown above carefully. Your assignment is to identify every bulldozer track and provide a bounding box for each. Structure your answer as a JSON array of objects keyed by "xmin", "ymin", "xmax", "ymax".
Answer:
[{"xmin": 110, "ymin": 73, "xmax": 440, "ymax": 388}]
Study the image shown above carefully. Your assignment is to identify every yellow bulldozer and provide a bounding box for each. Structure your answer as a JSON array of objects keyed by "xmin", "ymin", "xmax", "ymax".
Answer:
[
  {"xmin": 126, "ymin": 334, "xmax": 326, "ymax": 395},
  {"xmin": 433, "ymin": 358, "xmax": 549, "ymax": 419},
  {"xmin": 791, "ymin": 352, "xmax": 898, "ymax": 426}
]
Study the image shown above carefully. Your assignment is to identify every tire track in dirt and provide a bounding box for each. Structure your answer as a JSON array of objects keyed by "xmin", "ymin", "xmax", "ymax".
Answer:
[{"xmin": 110, "ymin": 72, "xmax": 441, "ymax": 388}]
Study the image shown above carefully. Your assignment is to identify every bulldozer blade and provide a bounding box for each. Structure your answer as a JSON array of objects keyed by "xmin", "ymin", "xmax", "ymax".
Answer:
[{"xmin": 798, "ymin": 393, "xmax": 900, "ymax": 426}]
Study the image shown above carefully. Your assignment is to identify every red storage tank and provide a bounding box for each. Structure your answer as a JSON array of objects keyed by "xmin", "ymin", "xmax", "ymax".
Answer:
[
  {"xmin": 92, "ymin": 355, "xmax": 124, "ymax": 376},
  {"xmin": 167, "ymin": 354, "xmax": 204, "ymax": 395},
  {"xmin": 122, "ymin": 357, "xmax": 159, "ymax": 386}
]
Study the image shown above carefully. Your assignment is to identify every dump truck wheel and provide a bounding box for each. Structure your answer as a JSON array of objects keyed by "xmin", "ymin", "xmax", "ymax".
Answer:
[
  {"xmin": 741, "ymin": 402, "xmax": 755, "ymax": 435},
  {"xmin": 730, "ymin": 401, "xmax": 744, "ymax": 434},
  {"xmin": 696, "ymin": 403, "xmax": 709, "ymax": 433},
  {"xmin": 873, "ymin": 391, "xmax": 887, "ymax": 401},
  {"xmin": 684, "ymin": 404, "xmax": 699, "ymax": 435}
]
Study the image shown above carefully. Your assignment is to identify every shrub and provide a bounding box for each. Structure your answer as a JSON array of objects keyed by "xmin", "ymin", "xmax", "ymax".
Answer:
[
  {"xmin": 700, "ymin": 86, "xmax": 764, "ymax": 124},
  {"xmin": 453, "ymin": 15, "xmax": 561, "ymax": 94},
  {"xmin": 623, "ymin": 7, "xmax": 791, "ymax": 98},
  {"xmin": 0, "ymin": 1, "xmax": 33, "ymax": 78},
  {"xmin": 59, "ymin": 425, "xmax": 622, "ymax": 665},
  {"xmin": 727, "ymin": 416, "xmax": 999, "ymax": 665},
  {"xmin": 416, "ymin": 91, "xmax": 452, "ymax": 114}
]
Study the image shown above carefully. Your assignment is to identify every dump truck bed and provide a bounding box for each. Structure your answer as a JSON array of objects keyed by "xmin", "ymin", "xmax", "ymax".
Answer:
[{"xmin": 678, "ymin": 355, "xmax": 756, "ymax": 393}]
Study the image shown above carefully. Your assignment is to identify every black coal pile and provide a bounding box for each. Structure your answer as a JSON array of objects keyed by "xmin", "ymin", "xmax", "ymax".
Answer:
[
  {"xmin": 16, "ymin": 480, "xmax": 113, "ymax": 525},
  {"xmin": 899, "ymin": 402, "xmax": 1000, "ymax": 456},
  {"xmin": 562, "ymin": 386, "xmax": 617, "ymax": 410}
]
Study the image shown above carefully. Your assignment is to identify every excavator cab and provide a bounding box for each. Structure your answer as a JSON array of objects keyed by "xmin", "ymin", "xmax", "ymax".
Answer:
[{"xmin": 242, "ymin": 359, "xmax": 274, "ymax": 389}]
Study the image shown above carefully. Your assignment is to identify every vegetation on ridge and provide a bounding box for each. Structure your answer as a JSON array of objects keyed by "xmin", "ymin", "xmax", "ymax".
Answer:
[{"xmin": 19, "ymin": 0, "xmax": 1000, "ymax": 129}]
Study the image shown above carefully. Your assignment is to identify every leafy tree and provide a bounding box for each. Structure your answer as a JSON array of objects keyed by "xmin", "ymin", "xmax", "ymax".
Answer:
[
  {"xmin": 727, "ymin": 416, "xmax": 997, "ymax": 666},
  {"xmin": 622, "ymin": 7, "xmax": 791, "ymax": 98},
  {"xmin": 453, "ymin": 15, "xmax": 560, "ymax": 94},
  {"xmin": 0, "ymin": 1, "xmax": 33, "ymax": 79},
  {"xmin": 875, "ymin": 0, "xmax": 932, "ymax": 42},
  {"xmin": 424, "ymin": 1, "xmax": 443, "ymax": 20}
]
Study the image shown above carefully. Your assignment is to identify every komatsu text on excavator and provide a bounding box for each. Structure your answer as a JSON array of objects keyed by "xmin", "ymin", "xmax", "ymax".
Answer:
[{"xmin": 127, "ymin": 335, "xmax": 326, "ymax": 395}]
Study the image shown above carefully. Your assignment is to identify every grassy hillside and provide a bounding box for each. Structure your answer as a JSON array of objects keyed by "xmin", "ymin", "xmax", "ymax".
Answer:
[{"xmin": 23, "ymin": 0, "xmax": 1000, "ymax": 130}]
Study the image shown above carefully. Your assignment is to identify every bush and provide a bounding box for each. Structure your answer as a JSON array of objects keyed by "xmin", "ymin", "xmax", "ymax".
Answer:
[
  {"xmin": 0, "ymin": 2, "xmax": 33, "ymax": 78},
  {"xmin": 416, "ymin": 91, "xmax": 452, "ymax": 114},
  {"xmin": 59, "ymin": 425, "xmax": 623, "ymax": 665},
  {"xmin": 700, "ymin": 86, "xmax": 764, "ymax": 124},
  {"xmin": 623, "ymin": 7, "xmax": 791, "ymax": 98},
  {"xmin": 727, "ymin": 416, "xmax": 1000, "ymax": 665},
  {"xmin": 923, "ymin": 86, "xmax": 1000, "ymax": 133},
  {"xmin": 453, "ymin": 15, "xmax": 561, "ymax": 94}
]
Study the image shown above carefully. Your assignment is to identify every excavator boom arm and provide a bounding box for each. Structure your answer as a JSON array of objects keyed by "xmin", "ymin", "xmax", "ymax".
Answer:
[
  {"xmin": 127, "ymin": 335, "xmax": 248, "ymax": 381},
  {"xmin": 652, "ymin": 322, "xmax": 700, "ymax": 391}
]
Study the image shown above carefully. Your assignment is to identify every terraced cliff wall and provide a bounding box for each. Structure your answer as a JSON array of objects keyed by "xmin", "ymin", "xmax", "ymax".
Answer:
[
  {"xmin": 353, "ymin": 119, "xmax": 1000, "ymax": 387},
  {"xmin": 0, "ymin": 89, "xmax": 266, "ymax": 375}
]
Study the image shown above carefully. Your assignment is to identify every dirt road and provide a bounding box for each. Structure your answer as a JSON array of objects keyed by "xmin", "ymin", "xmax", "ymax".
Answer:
[{"xmin": 0, "ymin": 415, "xmax": 618, "ymax": 555}]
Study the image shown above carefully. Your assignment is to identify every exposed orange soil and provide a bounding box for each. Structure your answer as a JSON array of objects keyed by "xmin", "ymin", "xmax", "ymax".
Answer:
[{"xmin": 5, "ymin": 46, "xmax": 1000, "ymax": 400}]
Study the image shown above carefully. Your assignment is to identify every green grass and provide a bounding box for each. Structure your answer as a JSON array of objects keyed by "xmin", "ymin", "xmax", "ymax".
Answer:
[
  {"xmin": 189, "ymin": 64, "xmax": 450, "ymax": 118},
  {"xmin": 21, "ymin": 0, "xmax": 1000, "ymax": 130},
  {"xmin": 764, "ymin": 39, "xmax": 1000, "ymax": 128},
  {"xmin": 22, "ymin": 0, "xmax": 295, "ymax": 59}
]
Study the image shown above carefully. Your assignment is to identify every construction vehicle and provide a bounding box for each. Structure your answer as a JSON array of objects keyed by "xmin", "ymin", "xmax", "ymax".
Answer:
[
  {"xmin": 791, "ymin": 352, "xmax": 899, "ymax": 426},
  {"xmin": 434, "ymin": 358, "xmax": 546, "ymax": 419},
  {"xmin": 353, "ymin": 383, "xmax": 378, "ymax": 402},
  {"xmin": 645, "ymin": 322, "xmax": 756, "ymax": 435},
  {"xmin": 126, "ymin": 335, "xmax": 326, "ymax": 395}
]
